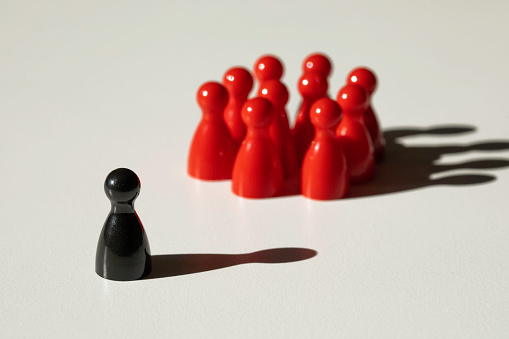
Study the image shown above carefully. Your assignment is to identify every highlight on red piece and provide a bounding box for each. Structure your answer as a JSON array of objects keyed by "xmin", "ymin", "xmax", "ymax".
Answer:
[{"xmin": 302, "ymin": 53, "xmax": 332, "ymax": 78}]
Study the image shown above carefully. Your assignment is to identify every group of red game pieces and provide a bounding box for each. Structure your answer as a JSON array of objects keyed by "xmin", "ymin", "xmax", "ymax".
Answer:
[{"xmin": 187, "ymin": 53, "xmax": 385, "ymax": 200}]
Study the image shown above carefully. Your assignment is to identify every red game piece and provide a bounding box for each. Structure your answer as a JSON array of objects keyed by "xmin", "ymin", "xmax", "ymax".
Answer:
[
  {"xmin": 232, "ymin": 97, "xmax": 283, "ymax": 198},
  {"xmin": 253, "ymin": 55, "xmax": 284, "ymax": 93},
  {"xmin": 302, "ymin": 98, "xmax": 349, "ymax": 200},
  {"xmin": 222, "ymin": 67, "xmax": 254, "ymax": 150},
  {"xmin": 347, "ymin": 67, "xmax": 385, "ymax": 162},
  {"xmin": 259, "ymin": 80, "xmax": 298, "ymax": 179},
  {"xmin": 302, "ymin": 53, "xmax": 332, "ymax": 78},
  {"xmin": 292, "ymin": 71, "xmax": 328, "ymax": 166},
  {"xmin": 336, "ymin": 84, "xmax": 375, "ymax": 184},
  {"xmin": 188, "ymin": 82, "xmax": 236, "ymax": 180}
]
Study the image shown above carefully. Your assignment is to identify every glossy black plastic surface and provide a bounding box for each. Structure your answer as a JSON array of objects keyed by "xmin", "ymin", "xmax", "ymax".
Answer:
[{"xmin": 95, "ymin": 168, "xmax": 151, "ymax": 281}]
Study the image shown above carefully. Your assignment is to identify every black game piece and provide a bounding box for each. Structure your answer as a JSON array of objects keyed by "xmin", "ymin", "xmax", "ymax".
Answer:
[{"xmin": 95, "ymin": 168, "xmax": 151, "ymax": 281}]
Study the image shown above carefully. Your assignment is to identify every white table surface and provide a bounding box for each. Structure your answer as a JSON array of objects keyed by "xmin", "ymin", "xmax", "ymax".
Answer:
[{"xmin": 1, "ymin": 1, "xmax": 509, "ymax": 338}]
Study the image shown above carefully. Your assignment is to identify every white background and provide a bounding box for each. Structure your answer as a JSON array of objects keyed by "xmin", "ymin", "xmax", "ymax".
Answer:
[{"xmin": 1, "ymin": 1, "xmax": 509, "ymax": 338}]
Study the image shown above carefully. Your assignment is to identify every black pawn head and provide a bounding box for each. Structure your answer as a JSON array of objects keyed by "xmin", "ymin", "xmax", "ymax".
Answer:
[{"xmin": 104, "ymin": 168, "xmax": 140, "ymax": 204}]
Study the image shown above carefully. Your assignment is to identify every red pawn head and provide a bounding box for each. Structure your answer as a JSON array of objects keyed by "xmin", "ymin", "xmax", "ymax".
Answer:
[
  {"xmin": 241, "ymin": 97, "xmax": 273, "ymax": 129},
  {"xmin": 222, "ymin": 67, "xmax": 253, "ymax": 98},
  {"xmin": 336, "ymin": 84, "xmax": 368, "ymax": 117},
  {"xmin": 197, "ymin": 82, "xmax": 229, "ymax": 116},
  {"xmin": 346, "ymin": 67, "xmax": 377, "ymax": 96},
  {"xmin": 253, "ymin": 55, "xmax": 284, "ymax": 83},
  {"xmin": 310, "ymin": 97, "xmax": 342, "ymax": 130},
  {"xmin": 302, "ymin": 53, "xmax": 332, "ymax": 78},
  {"xmin": 298, "ymin": 71, "xmax": 328, "ymax": 101},
  {"xmin": 258, "ymin": 80, "xmax": 289, "ymax": 108}
]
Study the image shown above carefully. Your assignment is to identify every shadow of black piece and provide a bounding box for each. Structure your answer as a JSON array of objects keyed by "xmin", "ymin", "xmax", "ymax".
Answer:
[
  {"xmin": 348, "ymin": 124, "xmax": 509, "ymax": 198},
  {"xmin": 144, "ymin": 247, "xmax": 317, "ymax": 280}
]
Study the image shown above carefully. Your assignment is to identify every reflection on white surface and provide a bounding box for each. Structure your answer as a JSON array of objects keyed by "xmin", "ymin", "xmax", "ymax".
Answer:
[
  {"xmin": 192, "ymin": 176, "xmax": 204, "ymax": 196},
  {"xmin": 102, "ymin": 277, "xmax": 110, "ymax": 296},
  {"xmin": 235, "ymin": 195, "xmax": 250, "ymax": 233},
  {"xmin": 305, "ymin": 198, "xmax": 315, "ymax": 218}
]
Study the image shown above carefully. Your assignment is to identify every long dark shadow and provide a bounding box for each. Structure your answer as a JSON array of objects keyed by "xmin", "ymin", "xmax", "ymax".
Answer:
[
  {"xmin": 347, "ymin": 124, "xmax": 509, "ymax": 198},
  {"xmin": 144, "ymin": 247, "xmax": 317, "ymax": 280}
]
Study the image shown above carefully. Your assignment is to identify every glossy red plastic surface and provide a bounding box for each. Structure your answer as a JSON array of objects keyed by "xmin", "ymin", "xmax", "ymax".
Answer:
[
  {"xmin": 188, "ymin": 82, "xmax": 236, "ymax": 180},
  {"xmin": 222, "ymin": 67, "xmax": 253, "ymax": 150},
  {"xmin": 253, "ymin": 55, "xmax": 284, "ymax": 90},
  {"xmin": 232, "ymin": 97, "xmax": 283, "ymax": 198},
  {"xmin": 302, "ymin": 98, "xmax": 349, "ymax": 200},
  {"xmin": 302, "ymin": 53, "xmax": 332, "ymax": 78},
  {"xmin": 336, "ymin": 84, "xmax": 375, "ymax": 184},
  {"xmin": 293, "ymin": 71, "xmax": 328, "ymax": 166},
  {"xmin": 347, "ymin": 67, "xmax": 385, "ymax": 162},
  {"xmin": 258, "ymin": 80, "xmax": 298, "ymax": 179}
]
